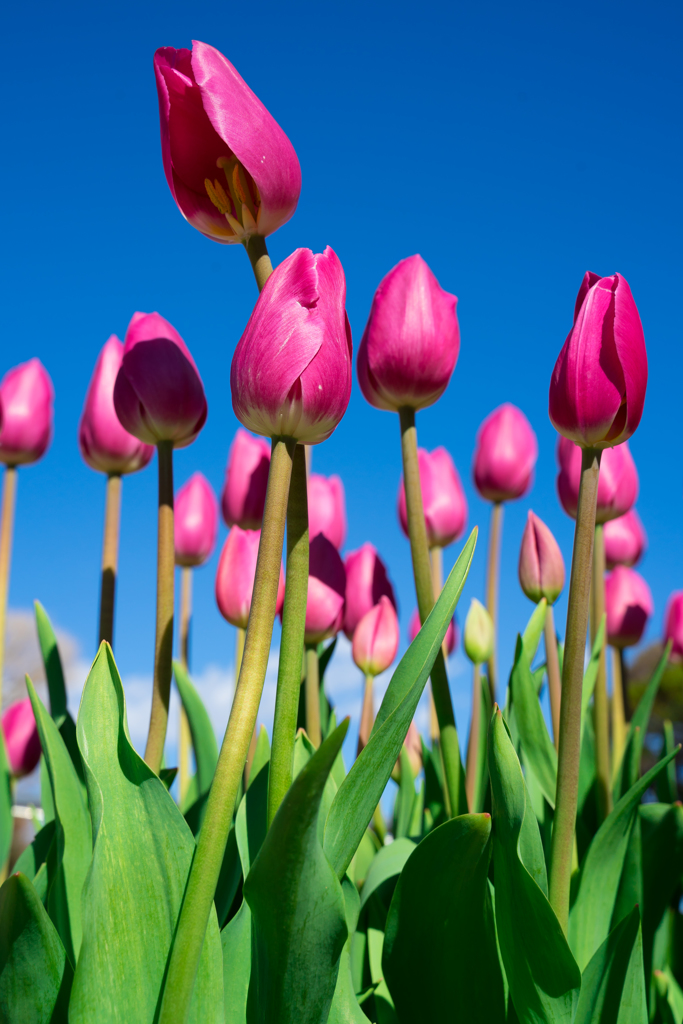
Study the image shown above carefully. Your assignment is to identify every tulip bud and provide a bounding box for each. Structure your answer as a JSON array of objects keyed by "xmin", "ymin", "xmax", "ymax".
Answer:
[
  {"xmin": 0, "ymin": 360, "xmax": 53, "ymax": 466},
  {"xmin": 343, "ymin": 543, "xmax": 397, "ymax": 640},
  {"xmin": 79, "ymin": 335, "xmax": 155, "ymax": 475},
  {"xmin": 473, "ymin": 403, "xmax": 538, "ymax": 503},
  {"xmin": 408, "ymin": 607, "xmax": 457, "ymax": 655},
  {"xmin": 308, "ymin": 473, "xmax": 346, "ymax": 550},
  {"xmin": 174, "ymin": 473, "xmax": 219, "ymax": 567},
  {"xmin": 518, "ymin": 511, "xmax": 565, "ymax": 605},
  {"xmin": 221, "ymin": 429, "xmax": 271, "ymax": 530},
  {"xmin": 605, "ymin": 566, "xmax": 653, "ymax": 649},
  {"xmin": 1, "ymin": 697, "xmax": 41, "ymax": 778},
  {"xmin": 402, "ymin": 721, "xmax": 423, "ymax": 779},
  {"xmin": 549, "ymin": 272, "xmax": 648, "ymax": 449},
  {"xmin": 114, "ymin": 312, "xmax": 207, "ymax": 448},
  {"xmin": 304, "ymin": 533, "xmax": 346, "ymax": 645},
  {"xmin": 357, "ymin": 255, "xmax": 459, "ymax": 412},
  {"xmin": 556, "ymin": 437, "xmax": 638, "ymax": 525},
  {"xmin": 352, "ymin": 596, "xmax": 400, "ymax": 677},
  {"xmin": 398, "ymin": 447, "xmax": 467, "ymax": 549},
  {"xmin": 463, "ymin": 599, "xmax": 494, "ymax": 665},
  {"xmin": 664, "ymin": 593, "xmax": 683, "ymax": 660},
  {"xmin": 154, "ymin": 42, "xmax": 301, "ymax": 245},
  {"xmin": 603, "ymin": 509, "xmax": 646, "ymax": 570},
  {"xmin": 231, "ymin": 248, "xmax": 352, "ymax": 444},
  {"xmin": 216, "ymin": 526, "xmax": 285, "ymax": 628}
]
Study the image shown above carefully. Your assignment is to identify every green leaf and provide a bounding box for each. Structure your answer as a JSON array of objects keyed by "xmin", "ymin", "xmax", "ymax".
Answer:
[
  {"xmin": 247, "ymin": 726, "xmax": 270, "ymax": 788},
  {"xmin": 324, "ymin": 530, "xmax": 476, "ymax": 878},
  {"xmin": 522, "ymin": 599, "xmax": 547, "ymax": 664},
  {"xmin": 221, "ymin": 901, "xmax": 251, "ymax": 1024},
  {"xmin": 613, "ymin": 643, "xmax": 670, "ymax": 801},
  {"xmin": 615, "ymin": 912, "xmax": 647, "ymax": 1024},
  {"xmin": 319, "ymin": 636, "xmax": 337, "ymax": 682},
  {"xmin": 34, "ymin": 602, "xmax": 85, "ymax": 790},
  {"xmin": 70, "ymin": 644, "xmax": 223, "ymax": 1024},
  {"xmin": 581, "ymin": 618, "xmax": 605, "ymax": 732},
  {"xmin": 0, "ymin": 871, "xmax": 72, "ymax": 1024},
  {"xmin": 641, "ymin": 802, "xmax": 683, "ymax": 982},
  {"xmin": 473, "ymin": 673, "xmax": 493, "ymax": 813},
  {"xmin": 173, "ymin": 660, "xmax": 219, "ymax": 805},
  {"xmin": 574, "ymin": 906, "xmax": 642, "ymax": 1024},
  {"xmin": 0, "ymin": 734, "xmax": 12, "ymax": 871},
  {"xmin": 235, "ymin": 763, "xmax": 269, "ymax": 876},
  {"xmin": 327, "ymin": 877, "xmax": 367, "ymax": 1024},
  {"xmin": 350, "ymin": 829, "xmax": 377, "ymax": 889},
  {"xmin": 244, "ymin": 721, "xmax": 349, "ymax": 1024},
  {"xmin": 214, "ymin": 825, "xmax": 241, "ymax": 930},
  {"xmin": 393, "ymin": 747, "xmax": 415, "ymax": 840},
  {"xmin": 383, "ymin": 813, "xmax": 505, "ymax": 1023},
  {"xmin": 359, "ymin": 838, "xmax": 415, "ymax": 912},
  {"xmin": 654, "ymin": 967, "xmax": 683, "ymax": 1024},
  {"xmin": 13, "ymin": 818, "xmax": 56, "ymax": 882},
  {"xmin": 656, "ymin": 721, "xmax": 678, "ymax": 804},
  {"xmin": 509, "ymin": 635, "xmax": 557, "ymax": 808}
]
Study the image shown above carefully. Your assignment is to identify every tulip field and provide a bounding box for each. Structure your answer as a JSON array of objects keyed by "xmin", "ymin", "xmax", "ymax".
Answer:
[{"xmin": 2, "ymin": 34, "xmax": 683, "ymax": 1024}]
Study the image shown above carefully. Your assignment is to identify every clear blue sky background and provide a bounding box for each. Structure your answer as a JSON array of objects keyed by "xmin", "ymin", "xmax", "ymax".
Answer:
[{"xmin": 2, "ymin": 0, "xmax": 682, "ymax": 721}]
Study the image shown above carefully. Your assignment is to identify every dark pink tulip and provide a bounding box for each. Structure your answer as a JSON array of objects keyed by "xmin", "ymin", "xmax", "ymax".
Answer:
[
  {"xmin": 0, "ymin": 360, "xmax": 53, "ymax": 466},
  {"xmin": 518, "ymin": 511, "xmax": 565, "ymax": 605},
  {"xmin": 174, "ymin": 472, "xmax": 218, "ymax": 567},
  {"xmin": 549, "ymin": 272, "xmax": 647, "ymax": 449},
  {"xmin": 352, "ymin": 597, "xmax": 399, "ymax": 677},
  {"xmin": 305, "ymin": 533, "xmax": 346, "ymax": 645},
  {"xmin": 473, "ymin": 403, "xmax": 538, "ymax": 503},
  {"xmin": 2, "ymin": 698, "xmax": 41, "ymax": 778},
  {"xmin": 605, "ymin": 566, "xmax": 653, "ymax": 649},
  {"xmin": 221, "ymin": 429, "xmax": 271, "ymax": 530},
  {"xmin": 215, "ymin": 526, "xmax": 284, "ymax": 629},
  {"xmin": 603, "ymin": 509, "xmax": 647, "ymax": 570},
  {"xmin": 79, "ymin": 335, "xmax": 155, "ymax": 475},
  {"xmin": 231, "ymin": 248, "xmax": 352, "ymax": 444},
  {"xmin": 154, "ymin": 42, "xmax": 301, "ymax": 245},
  {"xmin": 397, "ymin": 446, "xmax": 467, "ymax": 549},
  {"xmin": 409, "ymin": 607, "xmax": 457, "ymax": 655},
  {"xmin": 556, "ymin": 437, "xmax": 638, "ymax": 525},
  {"xmin": 357, "ymin": 255, "xmax": 459, "ymax": 412},
  {"xmin": 308, "ymin": 473, "xmax": 346, "ymax": 550},
  {"xmin": 343, "ymin": 543, "xmax": 397, "ymax": 640},
  {"xmin": 664, "ymin": 592, "xmax": 683, "ymax": 660}
]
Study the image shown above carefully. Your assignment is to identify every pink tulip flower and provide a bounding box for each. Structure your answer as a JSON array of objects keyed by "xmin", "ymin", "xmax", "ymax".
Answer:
[
  {"xmin": 664, "ymin": 592, "xmax": 683, "ymax": 660},
  {"xmin": 231, "ymin": 248, "xmax": 352, "ymax": 444},
  {"xmin": 79, "ymin": 335, "xmax": 155, "ymax": 475},
  {"xmin": 549, "ymin": 272, "xmax": 648, "ymax": 449},
  {"xmin": 473, "ymin": 403, "xmax": 538, "ymax": 503},
  {"xmin": 0, "ymin": 360, "xmax": 53, "ymax": 466},
  {"xmin": 605, "ymin": 566, "xmax": 653, "ymax": 649},
  {"xmin": 357, "ymin": 255, "xmax": 459, "ymax": 412},
  {"xmin": 308, "ymin": 473, "xmax": 346, "ymax": 550},
  {"xmin": 556, "ymin": 437, "xmax": 638, "ymax": 525},
  {"xmin": 518, "ymin": 511, "xmax": 565, "ymax": 605},
  {"xmin": 397, "ymin": 446, "xmax": 467, "ymax": 549},
  {"xmin": 352, "ymin": 596, "xmax": 400, "ymax": 677},
  {"xmin": 221, "ymin": 429, "xmax": 271, "ymax": 530},
  {"xmin": 114, "ymin": 312, "xmax": 207, "ymax": 448},
  {"xmin": 174, "ymin": 472, "xmax": 219, "ymax": 567},
  {"xmin": 2, "ymin": 697, "xmax": 41, "ymax": 778},
  {"xmin": 603, "ymin": 509, "xmax": 647, "ymax": 570},
  {"xmin": 215, "ymin": 526, "xmax": 284, "ymax": 629},
  {"xmin": 409, "ymin": 607, "xmax": 457, "ymax": 655},
  {"xmin": 401, "ymin": 721, "xmax": 423, "ymax": 778},
  {"xmin": 304, "ymin": 533, "xmax": 346, "ymax": 645},
  {"xmin": 343, "ymin": 543, "xmax": 397, "ymax": 640},
  {"xmin": 154, "ymin": 42, "xmax": 301, "ymax": 245}
]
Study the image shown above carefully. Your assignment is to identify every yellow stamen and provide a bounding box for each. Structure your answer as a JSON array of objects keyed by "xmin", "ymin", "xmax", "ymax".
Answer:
[{"xmin": 204, "ymin": 178, "xmax": 231, "ymax": 215}]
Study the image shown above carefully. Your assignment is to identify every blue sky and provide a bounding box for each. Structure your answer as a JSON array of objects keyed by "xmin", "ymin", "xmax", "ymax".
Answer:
[{"xmin": 2, "ymin": 0, "xmax": 682, "ymax": 748}]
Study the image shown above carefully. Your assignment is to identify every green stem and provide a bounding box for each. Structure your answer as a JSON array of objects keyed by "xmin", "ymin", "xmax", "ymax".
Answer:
[
  {"xmin": 305, "ymin": 646, "xmax": 321, "ymax": 747},
  {"xmin": 544, "ymin": 604, "xmax": 562, "ymax": 751},
  {"xmin": 0, "ymin": 465, "xmax": 17, "ymax": 713},
  {"xmin": 465, "ymin": 663, "xmax": 482, "ymax": 811},
  {"xmin": 98, "ymin": 473, "xmax": 121, "ymax": 648},
  {"xmin": 158, "ymin": 437, "xmax": 295, "ymax": 1024},
  {"xmin": 357, "ymin": 673, "xmax": 375, "ymax": 757},
  {"xmin": 591, "ymin": 524, "xmax": 612, "ymax": 821},
  {"xmin": 268, "ymin": 444, "xmax": 309, "ymax": 826},
  {"xmin": 549, "ymin": 446, "xmax": 601, "ymax": 933},
  {"xmin": 398, "ymin": 407, "xmax": 462, "ymax": 817},
  {"xmin": 244, "ymin": 235, "xmax": 274, "ymax": 292},
  {"xmin": 178, "ymin": 566, "xmax": 192, "ymax": 806},
  {"xmin": 485, "ymin": 502, "xmax": 503, "ymax": 705},
  {"xmin": 611, "ymin": 645, "xmax": 627, "ymax": 780}
]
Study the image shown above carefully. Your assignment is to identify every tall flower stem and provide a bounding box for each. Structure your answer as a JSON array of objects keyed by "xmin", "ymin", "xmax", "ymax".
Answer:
[
  {"xmin": 244, "ymin": 235, "xmax": 274, "ymax": 292},
  {"xmin": 429, "ymin": 546, "xmax": 444, "ymax": 744},
  {"xmin": 544, "ymin": 604, "xmax": 562, "ymax": 750},
  {"xmin": 158, "ymin": 437, "xmax": 294, "ymax": 1024},
  {"xmin": 398, "ymin": 407, "xmax": 463, "ymax": 817},
  {"xmin": 178, "ymin": 566, "xmax": 192, "ymax": 805},
  {"xmin": 591, "ymin": 524, "xmax": 612, "ymax": 820},
  {"xmin": 485, "ymin": 501, "xmax": 503, "ymax": 704},
  {"xmin": 465, "ymin": 663, "xmax": 482, "ymax": 811},
  {"xmin": 305, "ymin": 647, "xmax": 321, "ymax": 747},
  {"xmin": 611, "ymin": 646, "xmax": 627, "ymax": 777},
  {"xmin": 357, "ymin": 674, "xmax": 374, "ymax": 756},
  {"xmin": 549, "ymin": 447, "xmax": 601, "ymax": 933},
  {"xmin": 0, "ymin": 466, "xmax": 17, "ymax": 711},
  {"xmin": 144, "ymin": 442, "xmax": 175, "ymax": 774},
  {"xmin": 98, "ymin": 473, "xmax": 122, "ymax": 647},
  {"xmin": 268, "ymin": 443, "xmax": 309, "ymax": 826}
]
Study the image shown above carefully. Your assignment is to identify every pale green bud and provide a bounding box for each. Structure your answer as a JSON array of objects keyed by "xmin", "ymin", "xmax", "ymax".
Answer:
[{"xmin": 463, "ymin": 599, "xmax": 494, "ymax": 665}]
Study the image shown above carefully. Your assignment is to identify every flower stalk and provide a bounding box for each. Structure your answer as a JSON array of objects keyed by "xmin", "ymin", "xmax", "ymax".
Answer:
[
  {"xmin": 485, "ymin": 501, "xmax": 503, "ymax": 704},
  {"xmin": 544, "ymin": 604, "xmax": 562, "ymax": 750},
  {"xmin": 245, "ymin": 234, "xmax": 274, "ymax": 292},
  {"xmin": 0, "ymin": 466, "xmax": 17, "ymax": 712},
  {"xmin": 591, "ymin": 524, "xmax": 612, "ymax": 820},
  {"xmin": 465, "ymin": 663, "xmax": 482, "ymax": 810},
  {"xmin": 429, "ymin": 546, "xmax": 443, "ymax": 743},
  {"xmin": 611, "ymin": 646, "xmax": 627, "ymax": 777},
  {"xmin": 98, "ymin": 474, "xmax": 122, "ymax": 647},
  {"xmin": 178, "ymin": 566, "xmax": 192, "ymax": 804},
  {"xmin": 305, "ymin": 647, "xmax": 321, "ymax": 747}
]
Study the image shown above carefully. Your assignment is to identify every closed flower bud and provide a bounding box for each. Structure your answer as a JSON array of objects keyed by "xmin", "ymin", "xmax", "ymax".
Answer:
[
  {"xmin": 398, "ymin": 447, "xmax": 467, "ymax": 548},
  {"xmin": 352, "ymin": 596, "xmax": 399, "ymax": 677},
  {"xmin": 2, "ymin": 698, "xmax": 41, "ymax": 778},
  {"xmin": 408, "ymin": 607, "xmax": 457, "ymax": 655},
  {"xmin": 556, "ymin": 437, "xmax": 638, "ymax": 524},
  {"xmin": 473, "ymin": 403, "xmax": 538, "ymax": 503},
  {"xmin": 549, "ymin": 272, "xmax": 647, "ymax": 449},
  {"xmin": 603, "ymin": 509, "xmax": 646, "ymax": 570},
  {"xmin": 231, "ymin": 248, "xmax": 352, "ymax": 444},
  {"xmin": 463, "ymin": 599, "xmax": 494, "ymax": 665},
  {"xmin": 215, "ymin": 526, "xmax": 284, "ymax": 628},
  {"xmin": 401, "ymin": 722, "xmax": 423, "ymax": 779},
  {"xmin": 305, "ymin": 533, "xmax": 346, "ymax": 645},
  {"xmin": 221, "ymin": 429, "xmax": 270, "ymax": 530},
  {"xmin": 664, "ymin": 593, "xmax": 683, "ymax": 660},
  {"xmin": 0, "ymin": 360, "xmax": 53, "ymax": 466},
  {"xmin": 605, "ymin": 566, "xmax": 653, "ymax": 649},
  {"xmin": 343, "ymin": 543, "xmax": 397, "ymax": 640},
  {"xmin": 357, "ymin": 255, "xmax": 459, "ymax": 412},
  {"xmin": 174, "ymin": 473, "xmax": 218, "ymax": 567},
  {"xmin": 518, "ymin": 511, "xmax": 565, "ymax": 605},
  {"xmin": 308, "ymin": 473, "xmax": 346, "ymax": 550}
]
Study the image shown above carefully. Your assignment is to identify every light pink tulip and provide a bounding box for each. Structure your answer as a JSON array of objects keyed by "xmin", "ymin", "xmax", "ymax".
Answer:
[
  {"xmin": 0, "ymin": 360, "xmax": 53, "ymax": 466},
  {"xmin": 518, "ymin": 511, "xmax": 565, "ymax": 605},
  {"xmin": 409, "ymin": 607, "xmax": 457, "ymax": 655},
  {"xmin": 664, "ymin": 592, "xmax": 683, "ymax": 660},
  {"xmin": 79, "ymin": 335, "xmax": 155, "ymax": 475},
  {"xmin": 215, "ymin": 526, "xmax": 284, "ymax": 629},
  {"xmin": 473, "ymin": 403, "xmax": 537, "ymax": 503},
  {"xmin": 603, "ymin": 509, "xmax": 647, "ymax": 570},
  {"xmin": 308, "ymin": 473, "xmax": 346, "ymax": 550},
  {"xmin": 352, "ymin": 596, "xmax": 400, "ymax": 677},
  {"xmin": 605, "ymin": 566, "xmax": 653, "ymax": 648},
  {"xmin": 231, "ymin": 248, "xmax": 352, "ymax": 444},
  {"xmin": 2, "ymin": 698, "xmax": 41, "ymax": 778},
  {"xmin": 401, "ymin": 721, "xmax": 423, "ymax": 778},
  {"xmin": 304, "ymin": 533, "xmax": 346, "ymax": 645},
  {"xmin": 343, "ymin": 543, "xmax": 396, "ymax": 640},
  {"xmin": 357, "ymin": 255, "xmax": 459, "ymax": 412},
  {"xmin": 154, "ymin": 42, "xmax": 301, "ymax": 244},
  {"xmin": 549, "ymin": 272, "xmax": 647, "ymax": 448},
  {"xmin": 175, "ymin": 472, "xmax": 219, "ymax": 567},
  {"xmin": 398, "ymin": 446, "xmax": 467, "ymax": 548},
  {"xmin": 221, "ymin": 429, "xmax": 271, "ymax": 530},
  {"xmin": 556, "ymin": 437, "xmax": 638, "ymax": 525}
]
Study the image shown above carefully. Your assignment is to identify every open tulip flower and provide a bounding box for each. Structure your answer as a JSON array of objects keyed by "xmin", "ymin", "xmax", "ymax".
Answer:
[
  {"xmin": 216, "ymin": 525, "xmax": 285, "ymax": 629},
  {"xmin": 473, "ymin": 403, "xmax": 538, "ymax": 503},
  {"xmin": 0, "ymin": 359, "xmax": 53, "ymax": 467},
  {"xmin": 308, "ymin": 473, "xmax": 346, "ymax": 550},
  {"xmin": 174, "ymin": 473, "xmax": 218, "ymax": 568},
  {"xmin": 605, "ymin": 566, "xmax": 653, "ymax": 649},
  {"xmin": 221, "ymin": 429, "xmax": 271, "ymax": 530},
  {"xmin": 603, "ymin": 508, "xmax": 647, "ymax": 569},
  {"xmin": 343, "ymin": 543, "xmax": 397, "ymax": 639},
  {"xmin": 556, "ymin": 436, "xmax": 638, "ymax": 524},
  {"xmin": 398, "ymin": 446, "xmax": 467, "ymax": 549}
]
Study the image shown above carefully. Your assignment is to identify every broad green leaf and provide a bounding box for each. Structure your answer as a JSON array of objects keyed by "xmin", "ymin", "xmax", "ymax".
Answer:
[
  {"xmin": 615, "ymin": 913, "xmax": 647, "ymax": 1024},
  {"xmin": 214, "ymin": 825, "xmax": 241, "ymax": 930},
  {"xmin": 473, "ymin": 672, "xmax": 492, "ymax": 813},
  {"xmin": 0, "ymin": 733, "xmax": 12, "ymax": 871},
  {"xmin": 383, "ymin": 813, "xmax": 505, "ymax": 1023},
  {"xmin": 656, "ymin": 721, "xmax": 678, "ymax": 804},
  {"xmin": 173, "ymin": 660, "xmax": 219, "ymax": 804},
  {"xmin": 655, "ymin": 968, "xmax": 683, "ymax": 1024},
  {"xmin": 0, "ymin": 871, "xmax": 72, "ymax": 1023},
  {"xmin": 359, "ymin": 838, "xmax": 415, "ymax": 911},
  {"xmin": 235, "ymin": 763, "xmax": 269, "ymax": 876},
  {"xmin": 13, "ymin": 818, "xmax": 56, "ymax": 882},
  {"xmin": 70, "ymin": 644, "xmax": 223, "ymax": 1024},
  {"xmin": 611, "ymin": 814, "xmax": 642, "ymax": 932},
  {"xmin": 641, "ymin": 802, "xmax": 683, "ymax": 982},
  {"xmin": 367, "ymin": 920, "xmax": 397, "ymax": 1024},
  {"xmin": 393, "ymin": 747, "xmax": 415, "ymax": 839},
  {"xmin": 613, "ymin": 643, "xmax": 670, "ymax": 800},
  {"xmin": 34, "ymin": 601, "xmax": 84, "ymax": 788},
  {"xmin": 247, "ymin": 725, "xmax": 270, "ymax": 787},
  {"xmin": 221, "ymin": 901, "xmax": 251, "ymax": 1024},
  {"xmin": 350, "ymin": 829, "xmax": 378, "ymax": 889},
  {"xmin": 509, "ymin": 635, "xmax": 557, "ymax": 808},
  {"xmin": 581, "ymin": 618, "xmax": 605, "ymax": 732},
  {"xmin": 325, "ymin": 530, "xmax": 476, "ymax": 878},
  {"xmin": 408, "ymin": 778, "xmax": 424, "ymax": 837},
  {"xmin": 244, "ymin": 721, "xmax": 349, "ymax": 1024},
  {"xmin": 574, "ymin": 906, "xmax": 642, "ymax": 1024},
  {"xmin": 327, "ymin": 877, "xmax": 367, "ymax": 1024},
  {"xmin": 522, "ymin": 599, "xmax": 547, "ymax": 664}
]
